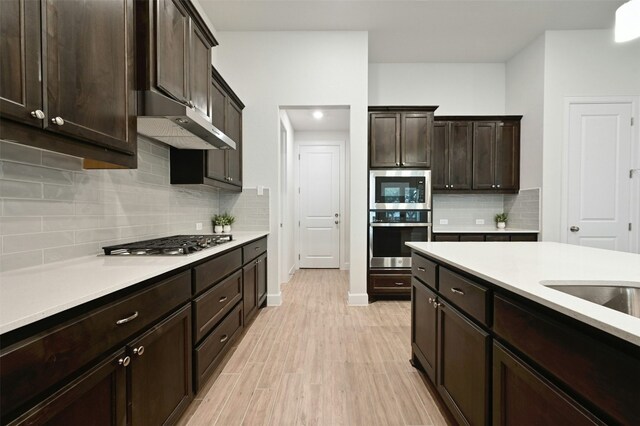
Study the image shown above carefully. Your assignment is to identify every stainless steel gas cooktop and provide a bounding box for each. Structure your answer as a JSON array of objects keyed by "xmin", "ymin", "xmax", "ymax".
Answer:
[{"xmin": 102, "ymin": 234, "xmax": 233, "ymax": 256}]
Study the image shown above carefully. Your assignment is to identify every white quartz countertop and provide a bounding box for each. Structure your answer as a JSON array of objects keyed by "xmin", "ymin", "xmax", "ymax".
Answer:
[
  {"xmin": 0, "ymin": 232, "xmax": 269, "ymax": 334},
  {"xmin": 406, "ymin": 241, "xmax": 640, "ymax": 346},
  {"xmin": 432, "ymin": 226, "xmax": 539, "ymax": 234}
]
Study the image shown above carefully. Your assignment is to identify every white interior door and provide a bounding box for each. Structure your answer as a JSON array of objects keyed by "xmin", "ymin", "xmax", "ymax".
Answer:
[
  {"xmin": 567, "ymin": 102, "xmax": 633, "ymax": 251},
  {"xmin": 299, "ymin": 145, "xmax": 340, "ymax": 268}
]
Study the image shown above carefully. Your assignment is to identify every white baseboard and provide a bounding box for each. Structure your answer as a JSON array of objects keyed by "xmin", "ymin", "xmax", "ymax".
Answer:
[
  {"xmin": 267, "ymin": 292, "xmax": 282, "ymax": 306},
  {"xmin": 347, "ymin": 292, "xmax": 369, "ymax": 306},
  {"xmin": 340, "ymin": 262, "xmax": 350, "ymax": 271}
]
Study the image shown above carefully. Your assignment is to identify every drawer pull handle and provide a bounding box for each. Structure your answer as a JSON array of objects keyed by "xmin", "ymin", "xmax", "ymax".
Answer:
[
  {"xmin": 450, "ymin": 288, "xmax": 465, "ymax": 296},
  {"xmin": 116, "ymin": 311, "xmax": 139, "ymax": 325},
  {"xmin": 254, "ymin": 247, "xmax": 260, "ymax": 251},
  {"xmin": 118, "ymin": 356, "xmax": 131, "ymax": 367},
  {"xmin": 220, "ymin": 334, "xmax": 229, "ymax": 343},
  {"xmin": 428, "ymin": 297, "xmax": 434, "ymax": 304},
  {"xmin": 219, "ymin": 296, "xmax": 228, "ymax": 303},
  {"xmin": 394, "ymin": 282, "xmax": 404, "ymax": 286},
  {"xmin": 133, "ymin": 345, "xmax": 145, "ymax": 356},
  {"xmin": 417, "ymin": 267, "xmax": 426, "ymax": 272}
]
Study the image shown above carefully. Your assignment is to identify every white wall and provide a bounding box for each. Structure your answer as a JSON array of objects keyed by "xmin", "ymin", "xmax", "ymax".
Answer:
[
  {"xmin": 541, "ymin": 30, "xmax": 640, "ymax": 242},
  {"xmin": 369, "ymin": 63, "xmax": 506, "ymax": 114},
  {"xmin": 506, "ymin": 34, "xmax": 545, "ymax": 190},
  {"xmin": 279, "ymin": 111, "xmax": 296, "ymax": 283},
  {"xmin": 295, "ymin": 131, "xmax": 351, "ymax": 270},
  {"xmin": 213, "ymin": 31, "xmax": 369, "ymax": 305}
]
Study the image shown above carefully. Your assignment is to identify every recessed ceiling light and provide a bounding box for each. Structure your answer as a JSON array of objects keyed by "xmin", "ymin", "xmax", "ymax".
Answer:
[
  {"xmin": 615, "ymin": 0, "xmax": 640, "ymax": 42},
  {"xmin": 312, "ymin": 111, "xmax": 324, "ymax": 120}
]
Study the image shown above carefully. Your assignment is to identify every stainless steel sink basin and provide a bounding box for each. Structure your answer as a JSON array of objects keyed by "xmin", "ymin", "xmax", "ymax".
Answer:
[{"xmin": 542, "ymin": 280, "xmax": 640, "ymax": 319}]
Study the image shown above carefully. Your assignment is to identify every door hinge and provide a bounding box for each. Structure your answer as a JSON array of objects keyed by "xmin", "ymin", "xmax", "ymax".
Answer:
[
  {"xmin": 298, "ymin": 154, "xmax": 301, "ymax": 160},
  {"xmin": 631, "ymin": 117, "xmax": 634, "ymax": 126},
  {"xmin": 630, "ymin": 223, "xmax": 633, "ymax": 231},
  {"xmin": 298, "ymin": 254, "xmax": 300, "ymax": 260},
  {"xmin": 298, "ymin": 221, "xmax": 300, "ymax": 227},
  {"xmin": 298, "ymin": 187, "xmax": 300, "ymax": 194}
]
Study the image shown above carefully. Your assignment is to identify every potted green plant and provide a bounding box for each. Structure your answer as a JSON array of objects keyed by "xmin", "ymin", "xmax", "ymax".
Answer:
[
  {"xmin": 212, "ymin": 214, "xmax": 224, "ymax": 233},
  {"xmin": 495, "ymin": 213, "xmax": 508, "ymax": 230},
  {"xmin": 221, "ymin": 212, "xmax": 235, "ymax": 233}
]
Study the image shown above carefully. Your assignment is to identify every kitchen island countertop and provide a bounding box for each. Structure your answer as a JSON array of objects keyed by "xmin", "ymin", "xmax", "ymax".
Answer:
[
  {"xmin": 406, "ymin": 241, "xmax": 640, "ymax": 346},
  {"xmin": 0, "ymin": 231, "xmax": 269, "ymax": 335}
]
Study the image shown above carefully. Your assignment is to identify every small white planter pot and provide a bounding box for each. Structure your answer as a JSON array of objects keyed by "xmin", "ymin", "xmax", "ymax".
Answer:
[
  {"xmin": 497, "ymin": 222, "xmax": 506, "ymax": 229},
  {"xmin": 214, "ymin": 225, "xmax": 223, "ymax": 233},
  {"xmin": 223, "ymin": 225, "xmax": 231, "ymax": 233}
]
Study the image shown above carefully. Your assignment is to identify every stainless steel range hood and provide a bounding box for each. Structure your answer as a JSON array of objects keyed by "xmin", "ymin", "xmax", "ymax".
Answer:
[{"xmin": 137, "ymin": 91, "xmax": 236, "ymax": 150}]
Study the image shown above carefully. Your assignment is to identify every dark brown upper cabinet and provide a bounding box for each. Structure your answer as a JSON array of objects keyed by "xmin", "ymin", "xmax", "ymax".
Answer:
[
  {"xmin": 137, "ymin": 0, "xmax": 216, "ymax": 121},
  {"xmin": 473, "ymin": 119, "xmax": 520, "ymax": 191},
  {"xmin": 170, "ymin": 67, "xmax": 244, "ymax": 191},
  {"xmin": 432, "ymin": 121, "xmax": 473, "ymax": 191},
  {"xmin": 0, "ymin": 0, "xmax": 137, "ymax": 168},
  {"xmin": 433, "ymin": 116, "xmax": 521, "ymax": 194},
  {"xmin": 369, "ymin": 106, "xmax": 437, "ymax": 169}
]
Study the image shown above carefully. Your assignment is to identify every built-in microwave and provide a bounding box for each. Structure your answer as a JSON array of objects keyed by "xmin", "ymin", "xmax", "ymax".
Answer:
[{"xmin": 369, "ymin": 170, "xmax": 431, "ymax": 210}]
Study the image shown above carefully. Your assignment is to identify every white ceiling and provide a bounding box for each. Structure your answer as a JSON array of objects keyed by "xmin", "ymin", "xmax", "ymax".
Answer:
[
  {"xmin": 284, "ymin": 108, "xmax": 350, "ymax": 131},
  {"xmin": 199, "ymin": 0, "xmax": 624, "ymax": 62}
]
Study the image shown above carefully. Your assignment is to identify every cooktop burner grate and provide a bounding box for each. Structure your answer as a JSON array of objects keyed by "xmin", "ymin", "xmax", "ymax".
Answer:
[{"xmin": 102, "ymin": 234, "xmax": 233, "ymax": 256}]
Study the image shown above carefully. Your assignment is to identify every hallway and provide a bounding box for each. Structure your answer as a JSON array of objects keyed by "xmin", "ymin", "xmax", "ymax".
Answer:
[{"xmin": 180, "ymin": 269, "xmax": 449, "ymax": 425}]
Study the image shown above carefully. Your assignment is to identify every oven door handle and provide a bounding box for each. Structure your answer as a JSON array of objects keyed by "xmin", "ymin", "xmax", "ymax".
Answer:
[{"xmin": 370, "ymin": 222, "xmax": 433, "ymax": 227}]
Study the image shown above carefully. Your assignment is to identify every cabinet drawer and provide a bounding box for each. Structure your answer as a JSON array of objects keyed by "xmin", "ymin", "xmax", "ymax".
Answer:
[
  {"xmin": 370, "ymin": 274, "xmax": 411, "ymax": 289},
  {"xmin": 412, "ymin": 253, "xmax": 437, "ymax": 290},
  {"xmin": 243, "ymin": 237, "xmax": 267, "ymax": 264},
  {"xmin": 439, "ymin": 268, "xmax": 489, "ymax": 326},
  {"xmin": 193, "ymin": 270, "xmax": 242, "ymax": 343},
  {"xmin": 494, "ymin": 295, "xmax": 640, "ymax": 425},
  {"xmin": 0, "ymin": 271, "xmax": 190, "ymax": 416},
  {"xmin": 486, "ymin": 235, "xmax": 509, "ymax": 242},
  {"xmin": 194, "ymin": 248, "xmax": 242, "ymax": 294},
  {"xmin": 194, "ymin": 303, "xmax": 243, "ymax": 391},
  {"xmin": 433, "ymin": 234, "xmax": 459, "ymax": 242},
  {"xmin": 460, "ymin": 234, "xmax": 484, "ymax": 242},
  {"xmin": 510, "ymin": 234, "xmax": 538, "ymax": 242}
]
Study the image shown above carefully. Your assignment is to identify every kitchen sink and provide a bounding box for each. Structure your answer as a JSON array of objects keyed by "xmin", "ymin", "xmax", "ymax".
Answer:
[{"xmin": 541, "ymin": 280, "xmax": 640, "ymax": 319}]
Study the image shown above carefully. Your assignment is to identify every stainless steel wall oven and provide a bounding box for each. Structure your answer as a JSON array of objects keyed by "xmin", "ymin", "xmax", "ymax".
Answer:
[{"xmin": 369, "ymin": 170, "xmax": 432, "ymax": 268}]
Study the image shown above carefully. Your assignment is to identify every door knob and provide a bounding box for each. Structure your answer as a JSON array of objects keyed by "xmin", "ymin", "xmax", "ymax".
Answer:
[
  {"xmin": 335, "ymin": 220, "xmax": 339, "ymax": 224},
  {"xmin": 31, "ymin": 110, "xmax": 45, "ymax": 119},
  {"xmin": 335, "ymin": 213, "xmax": 339, "ymax": 217},
  {"xmin": 570, "ymin": 226, "xmax": 580, "ymax": 232},
  {"xmin": 51, "ymin": 116, "xmax": 64, "ymax": 126}
]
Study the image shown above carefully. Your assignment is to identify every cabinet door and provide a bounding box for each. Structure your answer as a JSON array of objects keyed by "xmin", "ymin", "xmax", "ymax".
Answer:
[
  {"xmin": 10, "ymin": 350, "xmax": 127, "ymax": 426},
  {"xmin": 492, "ymin": 342, "xmax": 601, "ymax": 426},
  {"xmin": 226, "ymin": 99, "xmax": 243, "ymax": 186},
  {"xmin": 449, "ymin": 122, "xmax": 473, "ymax": 190},
  {"xmin": 257, "ymin": 254, "xmax": 267, "ymax": 306},
  {"xmin": 370, "ymin": 113, "xmax": 400, "ymax": 168},
  {"xmin": 472, "ymin": 122, "xmax": 497, "ymax": 190},
  {"xmin": 437, "ymin": 301, "xmax": 490, "ymax": 426},
  {"xmin": 243, "ymin": 261, "xmax": 258, "ymax": 323},
  {"xmin": 411, "ymin": 278, "xmax": 438, "ymax": 382},
  {"xmin": 211, "ymin": 78, "xmax": 226, "ymax": 131},
  {"xmin": 156, "ymin": 0, "xmax": 189, "ymax": 104},
  {"xmin": 432, "ymin": 122, "xmax": 449, "ymax": 190},
  {"xmin": 189, "ymin": 21, "xmax": 212, "ymax": 120},
  {"xmin": 0, "ymin": 0, "xmax": 43, "ymax": 127},
  {"xmin": 129, "ymin": 305, "xmax": 192, "ymax": 426},
  {"xmin": 495, "ymin": 121, "xmax": 520, "ymax": 191},
  {"xmin": 44, "ymin": 0, "xmax": 135, "ymax": 154},
  {"xmin": 401, "ymin": 112, "xmax": 431, "ymax": 168}
]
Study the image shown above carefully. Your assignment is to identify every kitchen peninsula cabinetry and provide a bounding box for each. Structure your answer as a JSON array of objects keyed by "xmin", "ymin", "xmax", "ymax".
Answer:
[
  {"xmin": 170, "ymin": 67, "xmax": 244, "ymax": 191},
  {"xmin": 410, "ymin": 248, "xmax": 637, "ymax": 425},
  {"xmin": 0, "ymin": 0, "xmax": 137, "ymax": 168},
  {"xmin": 433, "ymin": 116, "xmax": 521, "ymax": 193},
  {"xmin": 369, "ymin": 106, "xmax": 437, "ymax": 168}
]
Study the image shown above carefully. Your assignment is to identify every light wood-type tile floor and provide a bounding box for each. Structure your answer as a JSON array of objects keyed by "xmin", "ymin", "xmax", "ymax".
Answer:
[{"xmin": 178, "ymin": 269, "xmax": 450, "ymax": 426}]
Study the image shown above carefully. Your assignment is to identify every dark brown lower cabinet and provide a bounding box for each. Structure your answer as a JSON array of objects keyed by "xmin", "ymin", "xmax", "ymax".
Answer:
[
  {"xmin": 9, "ymin": 349, "xmax": 127, "ymax": 426},
  {"xmin": 492, "ymin": 342, "xmax": 601, "ymax": 426},
  {"xmin": 411, "ymin": 278, "xmax": 437, "ymax": 382},
  {"xmin": 257, "ymin": 253, "xmax": 267, "ymax": 307},
  {"xmin": 129, "ymin": 304, "xmax": 192, "ymax": 426},
  {"xmin": 437, "ymin": 301, "xmax": 490, "ymax": 426},
  {"xmin": 243, "ymin": 260, "xmax": 258, "ymax": 323}
]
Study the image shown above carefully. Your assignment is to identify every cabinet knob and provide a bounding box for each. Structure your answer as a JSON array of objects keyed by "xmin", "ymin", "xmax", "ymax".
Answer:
[
  {"xmin": 51, "ymin": 116, "xmax": 64, "ymax": 126},
  {"xmin": 491, "ymin": 184, "xmax": 496, "ymax": 188},
  {"xmin": 229, "ymin": 177, "xmax": 233, "ymax": 182},
  {"xmin": 445, "ymin": 185, "xmax": 449, "ymax": 188},
  {"xmin": 433, "ymin": 301, "xmax": 438, "ymax": 309},
  {"xmin": 118, "ymin": 356, "xmax": 131, "ymax": 367},
  {"xmin": 497, "ymin": 184, "xmax": 501, "ymax": 188},
  {"xmin": 133, "ymin": 345, "xmax": 145, "ymax": 356},
  {"xmin": 31, "ymin": 110, "xmax": 45, "ymax": 120},
  {"xmin": 428, "ymin": 297, "xmax": 434, "ymax": 304},
  {"xmin": 450, "ymin": 185, "xmax": 453, "ymax": 189},
  {"xmin": 395, "ymin": 162, "xmax": 400, "ymax": 166}
]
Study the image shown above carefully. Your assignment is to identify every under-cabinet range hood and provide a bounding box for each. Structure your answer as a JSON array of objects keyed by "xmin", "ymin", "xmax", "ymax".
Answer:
[{"xmin": 137, "ymin": 91, "xmax": 236, "ymax": 150}]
